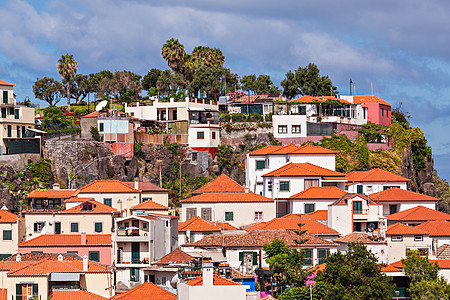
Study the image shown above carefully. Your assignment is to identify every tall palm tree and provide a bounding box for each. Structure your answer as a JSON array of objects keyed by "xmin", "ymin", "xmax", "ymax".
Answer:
[
  {"xmin": 161, "ymin": 38, "xmax": 186, "ymax": 75},
  {"xmin": 57, "ymin": 54, "xmax": 78, "ymax": 111}
]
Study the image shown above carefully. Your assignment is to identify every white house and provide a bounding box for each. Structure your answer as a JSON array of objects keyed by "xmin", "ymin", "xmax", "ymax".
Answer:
[
  {"xmin": 386, "ymin": 205, "xmax": 450, "ymax": 226},
  {"xmin": 0, "ymin": 210, "xmax": 24, "ymax": 260},
  {"xmin": 333, "ymin": 232, "xmax": 389, "ymax": 264},
  {"xmin": 415, "ymin": 220, "xmax": 450, "ymax": 250},
  {"xmin": 346, "ymin": 168, "xmax": 410, "ymax": 195},
  {"xmin": 246, "ymin": 144, "xmax": 337, "ymax": 195},
  {"xmin": 272, "ymin": 115, "xmax": 307, "ymax": 139},
  {"xmin": 289, "ymin": 186, "xmax": 347, "ymax": 215}
]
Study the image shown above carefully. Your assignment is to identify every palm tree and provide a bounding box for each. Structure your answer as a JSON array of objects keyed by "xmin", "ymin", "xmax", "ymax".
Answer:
[
  {"xmin": 161, "ymin": 38, "xmax": 186, "ymax": 75},
  {"xmin": 57, "ymin": 54, "xmax": 78, "ymax": 111}
]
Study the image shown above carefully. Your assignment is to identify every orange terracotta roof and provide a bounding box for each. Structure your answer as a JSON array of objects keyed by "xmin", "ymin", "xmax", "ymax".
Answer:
[
  {"xmin": 179, "ymin": 217, "xmax": 221, "ymax": 232},
  {"xmin": 113, "ymin": 282, "xmax": 176, "ymax": 299},
  {"xmin": 186, "ymin": 274, "xmax": 242, "ymax": 286},
  {"xmin": 0, "ymin": 261, "xmax": 31, "ymax": 271},
  {"xmin": 290, "ymin": 186, "xmax": 347, "ymax": 199},
  {"xmin": 350, "ymin": 95, "xmax": 391, "ymax": 107},
  {"xmin": 124, "ymin": 181, "xmax": 168, "ymax": 192},
  {"xmin": 391, "ymin": 259, "xmax": 450, "ymax": 269},
  {"xmin": 0, "ymin": 210, "xmax": 18, "ymax": 223},
  {"xmin": 330, "ymin": 193, "xmax": 378, "ymax": 206},
  {"xmin": 51, "ymin": 290, "xmax": 108, "ymax": 300},
  {"xmin": 18, "ymin": 234, "xmax": 112, "ymax": 247},
  {"xmin": 2, "ymin": 253, "xmax": 81, "ymax": 262},
  {"xmin": 62, "ymin": 199, "xmax": 118, "ymax": 213},
  {"xmin": 386, "ymin": 222, "xmax": 428, "ymax": 235},
  {"xmin": 214, "ymin": 222, "xmax": 239, "ymax": 231},
  {"xmin": 0, "ymin": 289, "xmax": 5, "ymax": 300},
  {"xmin": 181, "ymin": 192, "xmax": 273, "ymax": 203},
  {"xmin": 243, "ymin": 222, "xmax": 268, "ymax": 231},
  {"xmin": 387, "ymin": 206, "xmax": 450, "ymax": 222},
  {"xmin": 28, "ymin": 189, "xmax": 78, "ymax": 198},
  {"xmin": 0, "ymin": 80, "xmax": 14, "ymax": 86},
  {"xmin": 251, "ymin": 216, "xmax": 338, "ymax": 235},
  {"xmin": 333, "ymin": 232, "xmax": 386, "ymax": 244},
  {"xmin": 381, "ymin": 265, "xmax": 401, "ymax": 272},
  {"xmin": 77, "ymin": 180, "xmax": 139, "ymax": 193},
  {"xmin": 347, "ymin": 168, "xmax": 409, "ymax": 183},
  {"xmin": 64, "ymin": 197, "xmax": 94, "ymax": 203},
  {"xmin": 302, "ymin": 210, "xmax": 329, "ymax": 221},
  {"xmin": 230, "ymin": 268, "xmax": 255, "ymax": 279},
  {"xmin": 293, "ymin": 95, "xmax": 351, "ymax": 104},
  {"xmin": 414, "ymin": 221, "xmax": 450, "ymax": 236},
  {"xmin": 262, "ymin": 162, "xmax": 346, "ymax": 178},
  {"xmin": 193, "ymin": 174, "xmax": 245, "ymax": 193},
  {"xmin": 370, "ymin": 188, "xmax": 438, "ymax": 202},
  {"xmin": 249, "ymin": 144, "xmax": 336, "ymax": 156},
  {"xmin": 81, "ymin": 111, "xmax": 99, "ymax": 118},
  {"xmin": 260, "ymin": 295, "xmax": 279, "ymax": 300},
  {"xmin": 130, "ymin": 199, "xmax": 168, "ymax": 210},
  {"xmin": 156, "ymin": 248, "xmax": 197, "ymax": 266}
]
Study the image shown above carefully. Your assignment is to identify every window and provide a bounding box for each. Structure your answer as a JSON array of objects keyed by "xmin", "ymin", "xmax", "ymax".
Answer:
[
  {"xmin": 89, "ymin": 251, "xmax": 100, "ymax": 262},
  {"xmin": 54, "ymin": 222, "xmax": 61, "ymax": 234},
  {"xmin": 384, "ymin": 186, "xmax": 400, "ymax": 191},
  {"xmin": 304, "ymin": 204, "xmax": 315, "ymax": 214},
  {"xmin": 190, "ymin": 232, "xmax": 195, "ymax": 243},
  {"xmin": 197, "ymin": 131, "xmax": 204, "ymax": 139},
  {"xmin": 353, "ymin": 222, "xmax": 362, "ymax": 232},
  {"xmin": 391, "ymin": 235, "xmax": 403, "ymax": 242},
  {"xmin": 278, "ymin": 125, "xmax": 287, "ymax": 134},
  {"xmin": 382, "ymin": 108, "xmax": 384, "ymax": 117},
  {"xmin": 367, "ymin": 186, "xmax": 373, "ymax": 193},
  {"xmin": 201, "ymin": 208, "xmax": 212, "ymax": 221},
  {"xmin": 165, "ymin": 220, "xmax": 170, "ymax": 228},
  {"xmin": 16, "ymin": 126, "xmax": 20, "ymax": 138},
  {"xmin": 95, "ymin": 222, "xmax": 103, "ymax": 233},
  {"xmin": 279, "ymin": 181, "xmax": 290, "ymax": 191},
  {"xmin": 254, "ymin": 211, "xmax": 263, "ymax": 221},
  {"xmin": 7, "ymin": 125, "xmax": 11, "ymax": 138},
  {"xmin": 0, "ymin": 108, "xmax": 5, "ymax": 118},
  {"xmin": 82, "ymin": 203, "xmax": 93, "ymax": 211},
  {"xmin": 16, "ymin": 283, "xmax": 38, "ymax": 300},
  {"xmin": 303, "ymin": 249, "xmax": 312, "ymax": 266},
  {"xmin": 8, "ymin": 107, "xmax": 14, "ymax": 114},
  {"xmin": 143, "ymin": 222, "xmax": 147, "ymax": 229},
  {"xmin": 3, "ymin": 230, "xmax": 12, "ymax": 241},
  {"xmin": 34, "ymin": 222, "xmax": 45, "ymax": 233},
  {"xmin": 212, "ymin": 131, "xmax": 216, "ymax": 139},
  {"xmin": 186, "ymin": 208, "xmax": 197, "ymax": 220},
  {"xmin": 414, "ymin": 235, "xmax": 423, "ymax": 242},
  {"xmin": 131, "ymin": 268, "xmax": 140, "ymax": 282},
  {"xmin": 304, "ymin": 179, "xmax": 319, "ymax": 189},
  {"xmin": 14, "ymin": 109, "xmax": 19, "ymax": 120},
  {"xmin": 225, "ymin": 212, "xmax": 234, "ymax": 221},
  {"xmin": 191, "ymin": 152, "xmax": 198, "ymax": 161},
  {"xmin": 292, "ymin": 125, "xmax": 301, "ymax": 134},
  {"xmin": 357, "ymin": 185, "xmax": 363, "ymax": 193},
  {"xmin": 268, "ymin": 181, "xmax": 272, "ymax": 192},
  {"xmin": 142, "ymin": 197, "xmax": 152, "ymax": 202},
  {"xmin": 103, "ymin": 198, "xmax": 112, "ymax": 207},
  {"xmin": 353, "ymin": 201, "xmax": 362, "ymax": 214},
  {"xmin": 318, "ymin": 249, "xmax": 328, "ymax": 264},
  {"xmin": 389, "ymin": 205, "xmax": 398, "ymax": 215},
  {"xmin": 99, "ymin": 123, "xmax": 104, "ymax": 132},
  {"xmin": 256, "ymin": 160, "xmax": 265, "ymax": 170},
  {"xmin": 70, "ymin": 222, "xmax": 79, "ymax": 233},
  {"xmin": 67, "ymin": 251, "xmax": 78, "ymax": 254},
  {"xmin": 2, "ymin": 91, "xmax": 7, "ymax": 104}
]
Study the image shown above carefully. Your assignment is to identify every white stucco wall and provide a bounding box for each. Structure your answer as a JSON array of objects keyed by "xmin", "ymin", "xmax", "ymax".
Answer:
[
  {"xmin": 77, "ymin": 192, "xmax": 140, "ymax": 216},
  {"xmin": 387, "ymin": 234, "xmax": 432, "ymax": 263},
  {"xmin": 272, "ymin": 115, "xmax": 307, "ymax": 139},
  {"xmin": 347, "ymin": 182, "xmax": 407, "ymax": 194}
]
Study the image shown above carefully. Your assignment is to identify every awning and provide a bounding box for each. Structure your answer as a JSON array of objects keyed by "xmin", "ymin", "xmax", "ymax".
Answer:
[
  {"xmin": 49, "ymin": 272, "xmax": 81, "ymax": 282},
  {"xmin": 188, "ymin": 107, "xmax": 205, "ymax": 111},
  {"xmin": 27, "ymin": 128, "xmax": 47, "ymax": 134}
]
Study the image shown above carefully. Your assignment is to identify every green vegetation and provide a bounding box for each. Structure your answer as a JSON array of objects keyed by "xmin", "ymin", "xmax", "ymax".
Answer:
[
  {"xmin": 90, "ymin": 126, "xmax": 101, "ymax": 142},
  {"xmin": 28, "ymin": 159, "xmax": 53, "ymax": 188}
]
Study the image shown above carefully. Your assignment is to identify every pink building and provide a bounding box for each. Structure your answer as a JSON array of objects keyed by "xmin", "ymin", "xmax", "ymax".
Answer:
[
  {"xmin": 18, "ymin": 232, "xmax": 112, "ymax": 265},
  {"xmin": 341, "ymin": 95, "xmax": 392, "ymax": 126}
]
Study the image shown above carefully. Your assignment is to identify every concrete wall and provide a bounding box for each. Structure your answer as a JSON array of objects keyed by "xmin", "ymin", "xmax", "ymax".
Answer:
[
  {"xmin": 80, "ymin": 117, "xmax": 98, "ymax": 139},
  {"xmin": 0, "ymin": 153, "xmax": 40, "ymax": 170}
]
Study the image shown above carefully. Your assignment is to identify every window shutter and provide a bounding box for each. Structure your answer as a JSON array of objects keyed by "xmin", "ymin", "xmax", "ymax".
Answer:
[
  {"xmin": 357, "ymin": 185, "xmax": 363, "ymax": 193},
  {"xmin": 252, "ymin": 252, "xmax": 258, "ymax": 265},
  {"xmin": 34, "ymin": 223, "xmax": 38, "ymax": 232},
  {"xmin": 32, "ymin": 283, "xmax": 38, "ymax": 295},
  {"xmin": 16, "ymin": 284, "xmax": 22, "ymax": 300},
  {"xmin": 239, "ymin": 252, "xmax": 243, "ymax": 263}
]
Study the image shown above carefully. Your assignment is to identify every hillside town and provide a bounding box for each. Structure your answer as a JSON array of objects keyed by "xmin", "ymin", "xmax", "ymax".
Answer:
[{"xmin": 0, "ymin": 76, "xmax": 448, "ymax": 300}]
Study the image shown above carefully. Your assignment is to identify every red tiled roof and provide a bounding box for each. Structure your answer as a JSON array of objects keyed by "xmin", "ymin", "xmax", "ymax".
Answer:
[
  {"xmin": 249, "ymin": 144, "xmax": 336, "ymax": 156},
  {"xmin": 386, "ymin": 222, "xmax": 428, "ymax": 235},
  {"xmin": 370, "ymin": 188, "xmax": 438, "ymax": 202},
  {"xmin": 350, "ymin": 95, "xmax": 391, "ymax": 107},
  {"xmin": 186, "ymin": 274, "xmax": 242, "ymax": 286},
  {"xmin": 260, "ymin": 295, "xmax": 279, "ymax": 300},
  {"xmin": 346, "ymin": 168, "xmax": 410, "ymax": 183},
  {"xmin": 333, "ymin": 232, "xmax": 386, "ymax": 244},
  {"xmin": 230, "ymin": 268, "xmax": 255, "ymax": 279},
  {"xmin": 62, "ymin": 199, "xmax": 118, "ymax": 213},
  {"xmin": 179, "ymin": 217, "xmax": 221, "ymax": 232},
  {"xmin": 262, "ymin": 162, "xmax": 346, "ymax": 178},
  {"xmin": 181, "ymin": 192, "xmax": 273, "ymax": 203},
  {"xmin": 302, "ymin": 210, "xmax": 328, "ymax": 221},
  {"xmin": 156, "ymin": 248, "xmax": 197, "ymax": 266},
  {"xmin": 77, "ymin": 180, "xmax": 139, "ymax": 193},
  {"xmin": 193, "ymin": 175, "xmax": 245, "ymax": 193},
  {"xmin": 250, "ymin": 216, "xmax": 338, "ymax": 235},
  {"xmin": 293, "ymin": 95, "xmax": 351, "ymax": 105},
  {"xmin": 64, "ymin": 197, "xmax": 94, "ymax": 203},
  {"xmin": 18, "ymin": 234, "xmax": 112, "ymax": 247},
  {"xmin": 381, "ymin": 265, "xmax": 401, "ymax": 272},
  {"xmin": 386, "ymin": 206, "xmax": 450, "ymax": 222},
  {"xmin": 28, "ymin": 189, "xmax": 78, "ymax": 198},
  {"xmin": 130, "ymin": 199, "xmax": 168, "ymax": 210},
  {"xmin": 290, "ymin": 186, "xmax": 347, "ymax": 199},
  {"xmin": 214, "ymin": 222, "xmax": 239, "ymax": 231},
  {"xmin": 51, "ymin": 290, "xmax": 108, "ymax": 300},
  {"xmin": 0, "ymin": 80, "xmax": 14, "ymax": 86},
  {"xmin": 112, "ymin": 282, "xmax": 176, "ymax": 299},
  {"xmin": 243, "ymin": 222, "xmax": 267, "ymax": 231},
  {"xmin": 391, "ymin": 259, "xmax": 450, "ymax": 270},
  {"xmin": 414, "ymin": 221, "xmax": 450, "ymax": 236},
  {"xmin": 330, "ymin": 193, "xmax": 377, "ymax": 206},
  {"xmin": 124, "ymin": 181, "xmax": 168, "ymax": 192},
  {"xmin": 81, "ymin": 111, "xmax": 99, "ymax": 118},
  {"xmin": 0, "ymin": 210, "xmax": 18, "ymax": 223},
  {"xmin": 0, "ymin": 289, "xmax": 5, "ymax": 300}
]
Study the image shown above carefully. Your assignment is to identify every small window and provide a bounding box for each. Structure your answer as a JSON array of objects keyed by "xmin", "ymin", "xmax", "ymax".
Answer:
[
  {"xmin": 7, "ymin": 125, "xmax": 11, "ymax": 138},
  {"xmin": 304, "ymin": 204, "xmax": 315, "ymax": 214},
  {"xmin": 353, "ymin": 201, "xmax": 362, "ymax": 214},
  {"xmin": 89, "ymin": 251, "xmax": 100, "ymax": 262},
  {"xmin": 303, "ymin": 249, "xmax": 312, "ymax": 266},
  {"xmin": 212, "ymin": 131, "xmax": 216, "ymax": 139},
  {"xmin": 130, "ymin": 112, "xmax": 134, "ymax": 117},
  {"xmin": 165, "ymin": 220, "xmax": 170, "ymax": 228},
  {"xmin": 389, "ymin": 205, "xmax": 398, "ymax": 215},
  {"xmin": 382, "ymin": 108, "xmax": 384, "ymax": 117},
  {"xmin": 391, "ymin": 235, "xmax": 403, "ymax": 242},
  {"xmin": 70, "ymin": 222, "xmax": 79, "ymax": 233},
  {"xmin": 95, "ymin": 222, "xmax": 103, "ymax": 233},
  {"xmin": 191, "ymin": 152, "xmax": 198, "ymax": 161},
  {"xmin": 292, "ymin": 125, "xmax": 301, "ymax": 134},
  {"xmin": 279, "ymin": 181, "xmax": 290, "ymax": 191},
  {"xmin": 256, "ymin": 160, "xmax": 265, "ymax": 170},
  {"xmin": 197, "ymin": 131, "xmax": 204, "ymax": 139},
  {"xmin": 414, "ymin": 235, "xmax": 423, "ymax": 242},
  {"xmin": 357, "ymin": 185, "xmax": 363, "ymax": 193},
  {"xmin": 254, "ymin": 211, "xmax": 263, "ymax": 221},
  {"xmin": 2, "ymin": 91, "xmax": 7, "ymax": 104},
  {"xmin": 143, "ymin": 222, "xmax": 147, "ymax": 229},
  {"xmin": 268, "ymin": 181, "xmax": 272, "ymax": 192},
  {"xmin": 99, "ymin": 123, "xmax": 104, "ymax": 132},
  {"xmin": 103, "ymin": 198, "xmax": 112, "ymax": 207},
  {"xmin": 3, "ymin": 230, "xmax": 12, "ymax": 241},
  {"xmin": 14, "ymin": 109, "xmax": 19, "ymax": 120},
  {"xmin": 34, "ymin": 222, "xmax": 45, "ymax": 233},
  {"xmin": 1, "ymin": 108, "xmax": 5, "ymax": 118},
  {"xmin": 8, "ymin": 107, "xmax": 13, "ymax": 115},
  {"xmin": 190, "ymin": 232, "xmax": 195, "ymax": 243},
  {"xmin": 278, "ymin": 125, "xmax": 287, "ymax": 134},
  {"xmin": 225, "ymin": 211, "xmax": 234, "ymax": 221},
  {"xmin": 67, "ymin": 251, "xmax": 78, "ymax": 254}
]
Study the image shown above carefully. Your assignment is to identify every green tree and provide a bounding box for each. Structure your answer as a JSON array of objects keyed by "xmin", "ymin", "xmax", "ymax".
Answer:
[
  {"xmin": 57, "ymin": 54, "xmax": 78, "ymax": 110},
  {"xmin": 320, "ymin": 243, "xmax": 395, "ymax": 300},
  {"xmin": 409, "ymin": 277, "xmax": 450, "ymax": 300},
  {"xmin": 161, "ymin": 38, "xmax": 186, "ymax": 75},
  {"xmin": 142, "ymin": 68, "xmax": 162, "ymax": 93},
  {"xmin": 29, "ymin": 159, "xmax": 53, "ymax": 188},
  {"xmin": 280, "ymin": 70, "xmax": 299, "ymax": 99},
  {"xmin": 65, "ymin": 74, "xmax": 93, "ymax": 104},
  {"xmin": 112, "ymin": 70, "xmax": 142, "ymax": 105},
  {"xmin": 42, "ymin": 106, "xmax": 70, "ymax": 130},
  {"xmin": 402, "ymin": 250, "xmax": 439, "ymax": 284},
  {"xmin": 254, "ymin": 75, "xmax": 281, "ymax": 94},
  {"xmin": 240, "ymin": 74, "xmax": 257, "ymax": 94},
  {"xmin": 89, "ymin": 70, "xmax": 114, "ymax": 98},
  {"xmin": 32, "ymin": 77, "xmax": 64, "ymax": 106}
]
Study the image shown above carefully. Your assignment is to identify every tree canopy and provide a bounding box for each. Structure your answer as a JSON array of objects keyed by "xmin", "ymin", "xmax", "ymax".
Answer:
[
  {"xmin": 57, "ymin": 54, "xmax": 78, "ymax": 110},
  {"xmin": 33, "ymin": 77, "xmax": 64, "ymax": 106}
]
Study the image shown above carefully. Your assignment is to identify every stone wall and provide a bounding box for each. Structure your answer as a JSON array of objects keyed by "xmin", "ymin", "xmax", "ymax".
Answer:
[{"xmin": 0, "ymin": 154, "xmax": 40, "ymax": 171}]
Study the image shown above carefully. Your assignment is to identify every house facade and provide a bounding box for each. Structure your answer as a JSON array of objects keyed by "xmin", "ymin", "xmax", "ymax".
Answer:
[
  {"xmin": 340, "ymin": 95, "xmax": 391, "ymax": 126},
  {"xmin": 346, "ymin": 168, "xmax": 410, "ymax": 195},
  {"xmin": 97, "ymin": 113, "xmax": 134, "ymax": 157},
  {"xmin": 272, "ymin": 115, "xmax": 307, "ymax": 139},
  {"xmin": 289, "ymin": 186, "xmax": 347, "ymax": 214},
  {"xmin": 0, "ymin": 210, "xmax": 25, "ymax": 260}
]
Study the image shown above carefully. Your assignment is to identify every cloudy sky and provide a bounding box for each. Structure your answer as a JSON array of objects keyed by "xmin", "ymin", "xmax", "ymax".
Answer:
[{"xmin": 1, "ymin": 0, "xmax": 450, "ymax": 178}]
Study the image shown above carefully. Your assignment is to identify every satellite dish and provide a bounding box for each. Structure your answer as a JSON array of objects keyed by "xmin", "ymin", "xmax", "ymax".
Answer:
[
  {"xmin": 95, "ymin": 100, "xmax": 108, "ymax": 111},
  {"xmin": 41, "ymin": 226, "xmax": 48, "ymax": 235},
  {"xmin": 367, "ymin": 223, "xmax": 376, "ymax": 232}
]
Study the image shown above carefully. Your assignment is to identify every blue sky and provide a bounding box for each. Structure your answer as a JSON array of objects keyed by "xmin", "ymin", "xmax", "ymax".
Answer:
[{"xmin": 1, "ymin": 0, "xmax": 450, "ymax": 179}]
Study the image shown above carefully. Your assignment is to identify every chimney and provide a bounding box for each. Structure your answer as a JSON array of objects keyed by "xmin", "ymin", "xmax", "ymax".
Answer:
[
  {"xmin": 16, "ymin": 254, "xmax": 21, "ymax": 261},
  {"xmin": 134, "ymin": 180, "xmax": 139, "ymax": 190},
  {"xmin": 83, "ymin": 255, "xmax": 88, "ymax": 271},
  {"xmin": 81, "ymin": 230, "xmax": 87, "ymax": 245},
  {"xmin": 58, "ymin": 254, "xmax": 63, "ymax": 261},
  {"xmin": 244, "ymin": 187, "xmax": 250, "ymax": 193},
  {"xmin": 202, "ymin": 263, "xmax": 214, "ymax": 287},
  {"xmin": 52, "ymin": 183, "xmax": 60, "ymax": 190}
]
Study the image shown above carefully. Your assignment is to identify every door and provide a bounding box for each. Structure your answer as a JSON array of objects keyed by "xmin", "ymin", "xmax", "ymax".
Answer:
[
  {"xmin": 54, "ymin": 222, "xmax": 61, "ymax": 234},
  {"xmin": 132, "ymin": 242, "xmax": 140, "ymax": 264},
  {"xmin": 244, "ymin": 252, "xmax": 253, "ymax": 273}
]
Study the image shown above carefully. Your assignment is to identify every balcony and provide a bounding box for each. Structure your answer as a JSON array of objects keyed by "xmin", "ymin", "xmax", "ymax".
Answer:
[
  {"xmin": 116, "ymin": 256, "xmax": 150, "ymax": 267},
  {"xmin": 116, "ymin": 228, "xmax": 151, "ymax": 242}
]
